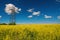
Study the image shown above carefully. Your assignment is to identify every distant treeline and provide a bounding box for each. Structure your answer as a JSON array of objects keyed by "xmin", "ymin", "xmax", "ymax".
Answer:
[{"xmin": 0, "ymin": 23, "xmax": 16, "ymax": 25}]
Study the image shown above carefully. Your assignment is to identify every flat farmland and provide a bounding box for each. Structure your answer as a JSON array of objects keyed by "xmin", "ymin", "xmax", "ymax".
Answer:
[{"xmin": 0, "ymin": 24, "xmax": 60, "ymax": 40}]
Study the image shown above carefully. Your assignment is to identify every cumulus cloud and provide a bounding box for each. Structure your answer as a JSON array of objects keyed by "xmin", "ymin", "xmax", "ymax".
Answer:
[
  {"xmin": 0, "ymin": 16, "xmax": 2, "ymax": 18},
  {"xmin": 32, "ymin": 11, "xmax": 40, "ymax": 16},
  {"xmin": 57, "ymin": 16, "xmax": 60, "ymax": 19},
  {"xmin": 5, "ymin": 4, "xmax": 21, "ymax": 15},
  {"xmin": 27, "ymin": 8, "xmax": 34, "ymax": 12},
  {"xmin": 27, "ymin": 8, "xmax": 41, "ymax": 18},
  {"xmin": 44, "ymin": 15, "xmax": 52, "ymax": 18},
  {"xmin": 56, "ymin": 0, "xmax": 60, "ymax": 2},
  {"xmin": 15, "ymin": 7, "xmax": 21, "ymax": 13},
  {"xmin": 28, "ymin": 15, "xmax": 33, "ymax": 18}
]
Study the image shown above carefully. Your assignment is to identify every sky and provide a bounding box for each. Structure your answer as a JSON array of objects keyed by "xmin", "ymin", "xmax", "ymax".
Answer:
[{"xmin": 0, "ymin": 0, "xmax": 60, "ymax": 24}]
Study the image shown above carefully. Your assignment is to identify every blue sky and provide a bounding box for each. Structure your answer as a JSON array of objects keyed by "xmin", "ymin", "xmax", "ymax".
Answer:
[{"xmin": 0, "ymin": 0, "xmax": 60, "ymax": 24}]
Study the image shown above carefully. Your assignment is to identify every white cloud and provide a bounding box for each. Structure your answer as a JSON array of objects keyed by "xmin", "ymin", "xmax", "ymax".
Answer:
[
  {"xmin": 44, "ymin": 15, "xmax": 52, "ymax": 18},
  {"xmin": 15, "ymin": 7, "xmax": 21, "ymax": 13},
  {"xmin": 57, "ymin": 16, "xmax": 60, "ymax": 19},
  {"xmin": 5, "ymin": 4, "xmax": 21, "ymax": 15},
  {"xmin": 32, "ymin": 11, "xmax": 40, "ymax": 16},
  {"xmin": 27, "ymin": 8, "xmax": 34, "ymax": 12},
  {"xmin": 56, "ymin": 0, "xmax": 60, "ymax": 2},
  {"xmin": 28, "ymin": 15, "xmax": 33, "ymax": 18},
  {"xmin": 0, "ymin": 16, "xmax": 2, "ymax": 18}
]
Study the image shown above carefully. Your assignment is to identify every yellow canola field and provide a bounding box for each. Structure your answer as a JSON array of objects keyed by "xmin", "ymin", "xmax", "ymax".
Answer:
[{"xmin": 0, "ymin": 24, "xmax": 60, "ymax": 40}]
